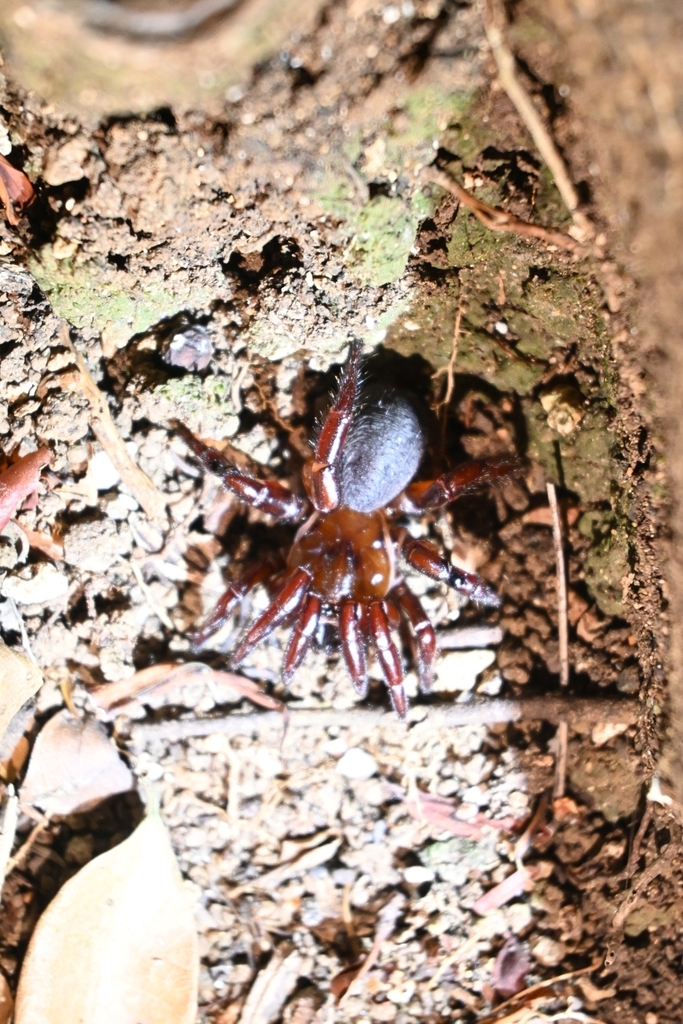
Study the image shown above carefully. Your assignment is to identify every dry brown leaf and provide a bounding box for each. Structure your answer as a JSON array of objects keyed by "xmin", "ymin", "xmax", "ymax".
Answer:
[
  {"xmin": 0, "ymin": 699, "xmax": 35, "ymax": 782},
  {"xmin": 402, "ymin": 788, "xmax": 519, "ymax": 840},
  {"xmin": 19, "ymin": 527, "xmax": 64, "ymax": 561},
  {"xmin": 20, "ymin": 709, "xmax": 134, "ymax": 817},
  {"xmin": 238, "ymin": 945, "xmax": 302, "ymax": 1024},
  {"xmin": 332, "ymin": 894, "xmax": 405, "ymax": 1004},
  {"xmin": 0, "ymin": 645, "xmax": 43, "ymax": 745},
  {"xmin": 471, "ymin": 865, "xmax": 538, "ymax": 916},
  {"xmin": 0, "ymin": 450, "xmax": 51, "ymax": 533},
  {"xmin": 14, "ymin": 801, "xmax": 199, "ymax": 1024},
  {"xmin": 62, "ymin": 328, "xmax": 168, "ymax": 524},
  {"xmin": 89, "ymin": 661, "xmax": 284, "ymax": 716},
  {"xmin": 0, "ymin": 154, "xmax": 35, "ymax": 225}
]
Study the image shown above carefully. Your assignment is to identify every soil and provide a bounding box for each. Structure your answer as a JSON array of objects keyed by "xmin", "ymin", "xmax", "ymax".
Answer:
[{"xmin": 0, "ymin": 0, "xmax": 681, "ymax": 1022}]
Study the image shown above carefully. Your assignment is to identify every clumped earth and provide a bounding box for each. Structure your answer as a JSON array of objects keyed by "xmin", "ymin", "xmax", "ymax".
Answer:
[{"xmin": 0, "ymin": 0, "xmax": 681, "ymax": 1021}]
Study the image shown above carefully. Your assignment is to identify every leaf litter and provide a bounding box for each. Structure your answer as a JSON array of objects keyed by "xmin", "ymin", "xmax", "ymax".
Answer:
[{"xmin": 14, "ymin": 798, "xmax": 198, "ymax": 1024}]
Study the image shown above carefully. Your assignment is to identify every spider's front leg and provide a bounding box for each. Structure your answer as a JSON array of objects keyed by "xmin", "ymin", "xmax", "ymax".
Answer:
[
  {"xmin": 176, "ymin": 423, "xmax": 305, "ymax": 521},
  {"xmin": 368, "ymin": 600, "xmax": 408, "ymax": 719},
  {"xmin": 401, "ymin": 456, "xmax": 521, "ymax": 513},
  {"xmin": 394, "ymin": 528, "xmax": 501, "ymax": 608},
  {"xmin": 393, "ymin": 581, "xmax": 437, "ymax": 693},
  {"xmin": 231, "ymin": 568, "xmax": 312, "ymax": 666},
  {"xmin": 307, "ymin": 339, "xmax": 363, "ymax": 511},
  {"xmin": 192, "ymin": 562, "xmax": 272, "ymax": 647}
]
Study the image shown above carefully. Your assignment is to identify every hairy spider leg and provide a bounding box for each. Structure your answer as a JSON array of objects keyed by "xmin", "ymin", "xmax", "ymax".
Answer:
[
  {"xmin": 395, "ymin": 529, "xmax": 501, "ymax": 608},
  {"xmin": 232, "ymin": 568, "xmax": 312, "ymax": 666},
  {"xmin": 402, "ymin": 456, "xmax": 521, "ymax": 512},
  {"xmin": 176, "ymin": 423, "xmax": 305, "ymax": 521},
  {"xmin": 368, "ymin": 599, "xmax": 407, "ymax": 720},
  {"xmin": 393, "ymin": 581, "xmax": 437, "ymax": 693},
  {"xmin": 308, "ymin": 339, "xmax": 363, "ymax": 512},
  {"xmin": 192, "ymin": 562, "xmax": 273, "ymax": 647},
  {"xmin": 339, "ymin": 599, "xmax": 369, "ymax": 698},
  {"xmin": 282, "ymin": 593, "xmax": 323, "ymax": 685}
]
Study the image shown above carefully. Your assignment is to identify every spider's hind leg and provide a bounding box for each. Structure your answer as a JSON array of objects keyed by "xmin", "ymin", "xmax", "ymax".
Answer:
[{"xmin": 402, "ymin": 456, "xmax": 522, "ymax": 513}]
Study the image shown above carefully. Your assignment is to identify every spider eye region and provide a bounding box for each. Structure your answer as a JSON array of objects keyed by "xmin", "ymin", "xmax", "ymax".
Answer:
[
  {"xmin": 289, "ymin": 508, "xmax": 393, "ymax": 603},
  {"xmin": 339, "ymin": 389, "xmax": 425, "ymax": 513}
]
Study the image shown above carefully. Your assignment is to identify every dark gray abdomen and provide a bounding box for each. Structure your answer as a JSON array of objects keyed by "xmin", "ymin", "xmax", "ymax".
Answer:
[{"xmin": 339, "ymin": 388, "xmax": 425, "ymax": 513}]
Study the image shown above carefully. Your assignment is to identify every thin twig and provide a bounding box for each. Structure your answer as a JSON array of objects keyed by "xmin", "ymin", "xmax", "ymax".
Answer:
[
  {"xmin": 0, "ymin": 787, "xmax": 19, "ymax": 899},
  {"xmin": 5, "ymin": 814, "xmax": 49, "ymax": 876},
  {"xmin": 128, "ymin": 696, "xmax": 636, "ymax": 746},
  {"xmin": 61, "ymin": 325, "xmax": 168, "ymax": 525},
  {"xmin": 553, "ymin": 720, "xmax": 569, "ymax": 801},
  {"xmin": 546, "ymin": 482, "xmax": 570, "ymax": 688},
  {"xmin": 424, "ymin": 168, "xmax": 581, "ymax": 253},
  {"xmin": 481, "ymin": 0, "xmax": 593, "ymax": 240},
  {"xmin": 606, "ymin": 843, "xmax": 674, "ymax": 966}
]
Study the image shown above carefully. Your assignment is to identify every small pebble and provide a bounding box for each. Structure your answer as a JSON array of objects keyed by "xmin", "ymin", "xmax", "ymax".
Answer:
[
  {"xmin": 336, "ymin": 747, "xmax": 378, "ymax": 780},
  {"xmin": 403, "ymin": 865, "xmax": 435, "ymax": 885},
  {"xmin": 434, "ymin": 649, "xmax": 496, "ymax": 692},
  {"xmin": 532, "ymin": 936, "xmax": 566, "ymax": 967},
  {"xmin": 162, "ymin": 324, "xmax": 214, "ymax": 371},
  {"xmin": 89, "ymin": 449, "xmax": 120, "ymax": 491},
  {"xmin": 2, "ymin": 563, "xmax": 69, "ymax": 605}
]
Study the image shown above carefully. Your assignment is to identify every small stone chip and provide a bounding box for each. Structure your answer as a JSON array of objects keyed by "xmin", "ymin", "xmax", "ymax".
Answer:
[
  {"xmin": 2, "ymin": 563, "xmax": 69, "ymax": 605},
  {"xmin": 63, "ymin": 518, "xmax": 130, "ymax": 573},
  {"xmin": 403, "ymin": 865, "xmax": 435, "ymax": 885},
  {"xmin": 336, "ymin": 747, "xmax": 378, "ymax": 780}
]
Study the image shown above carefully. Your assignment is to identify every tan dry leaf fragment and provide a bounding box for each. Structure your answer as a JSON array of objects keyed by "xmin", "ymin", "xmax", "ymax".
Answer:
[
  {"xmin": 0, "ymin": 449, "xmax": 51, "ymax": 533},
  {"xmin": 63, "ymin": 329, "xmax": 168, "ymax": 525},
  {"xmin": 239, "ymin": 945, "xmax": 303, "ymax": 1024},
  {"xmin": 15, "ymin": 803, "xmax": 199, "ymax": 1024},
  {"xmin": 20, "ymin": 709, "xmax": 134, "ymax": 817},
  {"xmin": 90, "ymin": 661, "xmax": 284, "ymax": 717},
  {"xmin": 0, "ymin": 154, "xmax": 35, "ymax": 225},
  {"xmin": 0, "ymin": 644, "xmax": 43, "ymax": 745}
]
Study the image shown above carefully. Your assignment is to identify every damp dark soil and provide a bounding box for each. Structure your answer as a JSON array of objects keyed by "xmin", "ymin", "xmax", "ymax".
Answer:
[{"xmin": 0, "ymin": 1, "xmax": 682, "ymax": 1021}]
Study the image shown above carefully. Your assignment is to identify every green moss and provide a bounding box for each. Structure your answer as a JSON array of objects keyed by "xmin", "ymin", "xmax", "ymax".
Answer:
[
  {"xmin": 347, "ymin": 196, "xmax": 420, "ymax": 287},
  {"xmin": 29, "ymin": 249, "xmax": 213, "ymax": 350}
]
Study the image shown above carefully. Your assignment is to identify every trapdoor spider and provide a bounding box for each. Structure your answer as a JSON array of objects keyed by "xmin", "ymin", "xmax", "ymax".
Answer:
[{"xmin": 178, "ymin": 341, "xmax": 516, "ymax": 718}]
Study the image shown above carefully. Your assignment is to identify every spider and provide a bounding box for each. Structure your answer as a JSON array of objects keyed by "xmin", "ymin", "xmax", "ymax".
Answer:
[{"xmin": 177, "ymin": 341, "xmax": 516, "ymax": 719}]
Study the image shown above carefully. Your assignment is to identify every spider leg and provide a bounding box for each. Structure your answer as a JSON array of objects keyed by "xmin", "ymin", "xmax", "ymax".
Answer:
[
  {"xmin": 191, "ymin": 562, "xmax": 272, "ymax": 647},
  {"xmin": 282, "ymin": 593, "xmax": 322, "ymax": 685},
  {"xmin": 368, "ymin": 600, "xmax": 408, "ymax": 720},
  {"xmin": 393, "ymin": 581, "xmax": 437, "ymax": 693},
  {"xmin": 308, "ymin": 339, "xmax": 363, "ymax": 512},
  {"xmin": 339, "ymin": 599, "xmax": 369, "ymax": 698},
  {"xmin": 176, "ymin": 423, "xmax": 305, "ymax": 521},
  {"xmin": 401, "ymin": 456, "xmax": 521, "ymax": 513},
  {"xmin": 395, "ymin": 529, "xmax": 500, "ymax": 608},
  {"xmin": 231, "ymin": 568, "xmax": 312, "ymax": 666}
]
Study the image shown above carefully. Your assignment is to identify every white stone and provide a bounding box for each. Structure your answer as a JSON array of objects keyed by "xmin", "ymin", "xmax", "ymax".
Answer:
[
  {"xmin": 89, "ymin": 449, "xmax": 121, "ymax": 491},
  {"xmin": 336, "ymin": 747, "xmax": 378, "ymax": 780},
  {"xmin": 434, "ymin": 649, "xmax": 496, "ymax": 692},
  {"xmin": 2, "ymin": 563, "xmax": 69, "ymax": 605},
  {"xmin": 532, "ymin": 936, "xmax": 566, "ymax": 967},
  {"xmin": 403, "ymin": 865, "xmax": 435, "ymax": 885}
]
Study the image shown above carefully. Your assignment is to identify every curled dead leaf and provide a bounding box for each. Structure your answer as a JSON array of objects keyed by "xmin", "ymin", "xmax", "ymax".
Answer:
[
  {"xmin": 0, "ymin": 644, "xmax": 43, "ymax": 745},
  {"xmin": 0, "ymin": 449, "xmax": 51, "ymax": 533},
  {"xmin": 20, "ymin": 710, "xmax": 134, "ymax": 817},
  {"xmin": 0, "ymin": 155, "xmax": 35, "ymax": 226},
  {"xmin": 15, "ymin": 801, "xmax": 199, "ymax": 1024}
]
